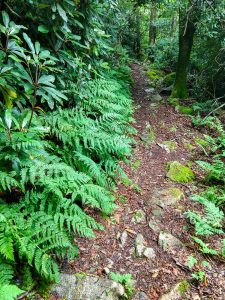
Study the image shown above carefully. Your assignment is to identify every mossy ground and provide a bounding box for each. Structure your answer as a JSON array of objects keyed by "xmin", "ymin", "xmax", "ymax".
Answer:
[{"xmin": 161, "ymin": 140, "xmax": 177, "ymax": 151}]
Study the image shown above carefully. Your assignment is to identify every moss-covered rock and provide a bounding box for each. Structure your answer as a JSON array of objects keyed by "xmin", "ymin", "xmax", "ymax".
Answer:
[
  {"xmin": 150, "ymin": 187, "xmax": 184, "ymax": 207},
  {"xmin": 161, "ymin": 141, "xmax": 177, "ymax": 152},
  {"xmin": 146, "ymin": 69, "xmax": 164, "ymax": 87},
  {"xmin": 166, "ymin": 161, "xmax": 195, "ymax": 183},
  {"xmin": 141, "ymin": 124, "xmax": 156, "ymax": 145}
]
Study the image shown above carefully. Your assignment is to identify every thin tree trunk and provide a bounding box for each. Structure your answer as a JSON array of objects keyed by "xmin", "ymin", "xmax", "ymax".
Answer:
[
  {"xmin": 171, "ymin": 3, "xmax": 200, "ymax": 99},
  {"xmin": 171, "ymin": 14, "xmax": 177, "ymax": 35},
  {"xmin": 149, "ymin": 4, "xmax": 157, "ymax": 46},
  {"xmin": 134, "ymin": 8, "xmax": 141, "ymax": 59}
]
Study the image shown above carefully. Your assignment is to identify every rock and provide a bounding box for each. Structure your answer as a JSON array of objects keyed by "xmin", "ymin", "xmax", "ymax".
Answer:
[
  {"xmin": 150, "ymin": 187, "xmax": 184, "ymax": 208},
  {"xmin": 158, "ymin": 232, "xmax": 183, "ymax": 252},
  {"xmin": 158, "ymin": 281, "xmax": 189, "ymax": 300},
  {"xmin": 135, "ymin": 234, "xmax": 145, "ymax": 257},
  {"xmin": 166, "ymin": 161, "xmax": 195, "ymax": 183},
  {"xmin": 132, "ymin": 209, "xmax": 146, "ymax": 224},
  {"xmin": 143, "ymin": 247, "xmax": 156, "ymax": 260},
  {"xmin": 135, "ymin": 234, "xmax": 145, "ymax": 245},
  {"xmin": 160, "ymin": 85, "xmax": 173, "ymax": 95},
  {"xmin": 148, "ymin": 219, "xmax": 161, "ymax": 233},
  {"xmin": 151, "ymin": 94, "xmax": 163, "ymax": 102},
  {"xmin": 106, "ymin": 258, "xmax": 114, "ymax": 268},
  {"xmin": 158, "ymin": 141, "xmax": 177, "ymax": 153},
  {"xmin": 145, "ymin": 88, "xmax": 155, "ymax": 94},
  {"xmin": 103, "ymin": 267, "xmax": 110, "ymax": 274},
  {"xmin": 141, "ymin": 123, "xmax": 156, "ymax": 146},
  {"xmin": 152, "ymin": 207, "xmax": 164, "ymax": 217},
  {"xmin": 135, "ymin": 234, "xmax": 155, "ymax": 260},
  {"xmin": 120, "ymin": 230, "xmax": 128, "ymax": 247},
  {"xmin": 51, "ymin": 273, "xmax": 125, "ymax": 300},
  {"xmin": 132, "ymin": 291, "xmax": 150, "ymax": 300}
]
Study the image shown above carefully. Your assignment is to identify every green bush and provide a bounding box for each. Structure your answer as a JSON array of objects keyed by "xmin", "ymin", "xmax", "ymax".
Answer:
[{"xmin": 0, "ymin": 7, "xmax": 135, "ymax": 298}]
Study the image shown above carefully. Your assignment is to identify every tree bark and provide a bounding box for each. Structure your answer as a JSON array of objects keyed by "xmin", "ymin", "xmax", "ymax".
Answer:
[
  {"xmin": 134, "ymin": 7, "xmax": 141, "ymax": 59},
  {"xmin": 149, "ymin": 3, "xmax": 157, "ymax": 46},
  {"xmin": 171, "ymin": 2, "xmax": 200, "ymax": 99}
]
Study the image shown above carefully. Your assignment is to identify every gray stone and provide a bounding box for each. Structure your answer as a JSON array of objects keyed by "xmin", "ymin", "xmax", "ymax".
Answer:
[
  {"xmin": 132, "ymin": 209, "xmax": 146, "ymax": 224},
  {"xmin": 150, "ymin": 188, "xmax": 184, "ymax": 208},
  {"xmin": 148, "ymin": 219, "xmax": 161, "ymax": 233},
  {"xmin": 132, "ymin": 291, "xmax": 150, "ymax": 300},
  {"xmin": 151, "ymin": 94, "xmax": 162, "ymax": 102},
  {"xmin": 158, "ymin": 232, "xmax": 183, "ymax": 252},
  {"xmin": 103, "ymin": 267, "xmax": 110, "ymax": 274},
  {"xmin": 135, "ymin": 234, "xmax": 145, "ymax": 257},
  {"xmin": 145, "ymin": 88, "xmax": 155, "ymax": 94},
  {"xmin": 51, "ymin": 273, "xmax": 125, "ymax": 300},
  {"xmin": 136, "ymin": 244, "xmax": 145, "ymax": 257},
  {"xmin": 120, "ymin": 230, "xmax": 128, "ymax": 247},
  {"xmin": 143, "ymin": 247, "xmax": 156, "ymax": 260},
  {"xmin": 135, "ymin": 233, "xmax": 145, "ymax": 245},
  {"xmin": 158, "ymin": 282, "xmax": 189, "ymax": 300},
  {"xmin": 152, "ymin": 208, "xmax": 164, "ymax": 217}
]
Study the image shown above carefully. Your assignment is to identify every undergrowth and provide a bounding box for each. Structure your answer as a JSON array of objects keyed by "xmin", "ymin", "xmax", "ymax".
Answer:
[
  {"xmin": 0, "ymin": 10, "xmax": 135, "ymax": 298},
  {"xmin": 187, "ymin": 109, "xmax": 225, "ymax": 263}
]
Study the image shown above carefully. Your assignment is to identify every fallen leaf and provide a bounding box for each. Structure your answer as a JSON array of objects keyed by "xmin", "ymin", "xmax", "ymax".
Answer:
[{"xmin": 125, "ymin": 228, "xmax": 136, "ymax": 235}]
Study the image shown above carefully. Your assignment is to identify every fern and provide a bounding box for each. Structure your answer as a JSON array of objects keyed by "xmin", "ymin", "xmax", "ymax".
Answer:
[
  {"xmin": 192, "ymin": 237, "xmax": 218, "ymax": 255},
  {"xmin": 186, "ymin": 195, "xmax": 224, "ymax": 236}
]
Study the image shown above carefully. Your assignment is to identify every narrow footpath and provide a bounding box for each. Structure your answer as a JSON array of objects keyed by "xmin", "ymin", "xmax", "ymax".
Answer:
[{"xmin": 66, "ymin": 64, "xmax": 224, "ymax": 300}]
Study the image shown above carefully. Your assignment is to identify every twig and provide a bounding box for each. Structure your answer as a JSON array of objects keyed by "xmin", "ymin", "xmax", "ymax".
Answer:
[{"xmin": 203, "ymin": 102, "xmax": 225, "ymax": 121}]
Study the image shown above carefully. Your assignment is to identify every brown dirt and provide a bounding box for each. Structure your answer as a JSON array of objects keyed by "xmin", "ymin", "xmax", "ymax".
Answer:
[{"xmin": 61, "ymin": 63, "xmax": 225, "ymax": 300}]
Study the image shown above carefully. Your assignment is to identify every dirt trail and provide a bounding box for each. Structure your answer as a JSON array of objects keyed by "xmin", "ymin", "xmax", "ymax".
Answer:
[{"xmin": 67, "ymin": 64, "xmax": 225, "ymax": 299}]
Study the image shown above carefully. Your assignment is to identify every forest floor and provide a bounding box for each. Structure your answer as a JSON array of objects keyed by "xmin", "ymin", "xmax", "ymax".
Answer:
[{"xmin": 62, "ymin": 64, "xmax": 225, "ymax": 300}]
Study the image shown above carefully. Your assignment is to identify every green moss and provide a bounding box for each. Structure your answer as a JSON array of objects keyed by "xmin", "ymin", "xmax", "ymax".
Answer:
[
  {"xmin": 168, "ymin": 187, "xmax": 184, "ymax": 200},
  {"xmin": 183, "ymin": 141, "xmax": 196, "ymax": 151},
  {"xmin": 171, "ymin": 83, "xmax": 188, "ymax": 99},
  {"xmin": 167, "ymin": 161, "xmax": 195, "ymax": 183},
  {"xmin": 74, "ymin": 272, "xmax": 87, "ymax": 277},
  {"xmin": 146, "ymin": 69, "xmax": 164, "ymax": 87},
  {"xmin": 163, "ymin": 72, "xmax": 176, "ymax": 86},
  {"xmin": 122, "ymin": 177, "xmax": 133, "ymax": 187},
  {"xmin": 131, "ymin": 160, "xmax": 141, "ymax": 171},
  {"xmin": 178, "ymin": 105, "xmax": 194, "ymax": 115},
  {"xmin": 168, "ymin": 97, "xmax": 179, "ymax": 107},
  {"xmin": 146, "ymin": 69, "xmax": 164, "ymax": 80},
  {"xmin": 161, "ymin": 140, "xmax": 177, "ymax": 151},
  {"xmin": 195, "ymin": 137, "xmax": 208, "ymax": 146},
  {"xmin": 178, "ymin": 280, "xmax": 190, "ymax": 295},
  {"xmin": 170, "ymin": 126, "xmax": 177, "ymax": 132}
]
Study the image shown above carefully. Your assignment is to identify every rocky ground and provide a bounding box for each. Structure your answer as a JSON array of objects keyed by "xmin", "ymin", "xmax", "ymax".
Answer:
[{"xmin": 49, "ymin": 64, "xmax": 225, "ymax": 300}]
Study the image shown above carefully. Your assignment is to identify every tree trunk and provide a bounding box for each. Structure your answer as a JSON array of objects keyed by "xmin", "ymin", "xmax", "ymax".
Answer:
[
  {"xmin": 149, "ymin": 3, "xmax": 157, "ymax": 46},
  {"xmin": 134, "ymin": 8, "xmax": 141, "ymax": 59},
  {"xmin": 171, "ymin": 14, "xmax": 177, "ymax": 35},
  {"xmin": 171, "ymin": 3, "xmax": 200, "ymax": 99}
]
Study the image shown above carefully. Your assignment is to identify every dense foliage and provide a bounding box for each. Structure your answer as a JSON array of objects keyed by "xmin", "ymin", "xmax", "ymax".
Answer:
[{"xmin": 0, "ymin": 1, "xmax": 135, "ymax": 298}]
